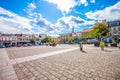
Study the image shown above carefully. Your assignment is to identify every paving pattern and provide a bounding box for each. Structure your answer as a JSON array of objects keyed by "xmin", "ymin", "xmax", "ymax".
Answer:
[
  {"xmin": 9, "ymin": 45, "xmax": 120, "ymax": 80},
  {"xmin": 0, "ymin": 49, "xmax": 18, "ymax": 80},
  {"xmin": 6, "ymin": 46, "xmax": 68, "ymax": 59}
]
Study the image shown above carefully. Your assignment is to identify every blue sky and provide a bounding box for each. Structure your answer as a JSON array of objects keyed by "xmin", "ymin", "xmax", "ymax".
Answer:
[{"xmin": 0, "ymin": 0, "xmax": 120, "ymax": 37}]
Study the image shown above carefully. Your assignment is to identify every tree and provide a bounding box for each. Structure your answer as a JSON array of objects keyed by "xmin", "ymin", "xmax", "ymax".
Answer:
[
  {"xmin": 68, "ymin": 36, "xmax": 74, "ymax": 43},
  {"xmin": 41, "ymin": 36, "xmax": 52, "ymax": 43},
  {"xmin": 30, "ymin": 39, "xmax": 36, "ymax": 44},
  {"xmin": 74, "ymin": 36, "xmax": 79, "ymax": 41},
  {"xmin": 80, "ymin": 32, "xmax": 92, "ymax": 40},
  {"xmin": 91, "ymin": 23, "xmax": 109, "ymax": 39}
]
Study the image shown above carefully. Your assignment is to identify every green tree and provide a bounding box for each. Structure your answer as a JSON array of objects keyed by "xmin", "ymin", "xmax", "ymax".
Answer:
[
  {"xmin": 80, "ymin": 32, "xmax": 92, "ymax": 40},
  {"xmin": 91, "ymin": 23, "xmax": 109, "ymax": 39},
  {"xmin": 68, "ymin": 36, "xmax": 74, "ymax": 43},
  {"xmin": 30, "ymin": 39, "xmax": 36, "ymax": 44},
  {"xmin": 41, "ymin": 36, "xmax": 52, "ymax": 43},
  {"xmin": 74, "ymin": 36, "xmax": 79, "ymax": 41}
]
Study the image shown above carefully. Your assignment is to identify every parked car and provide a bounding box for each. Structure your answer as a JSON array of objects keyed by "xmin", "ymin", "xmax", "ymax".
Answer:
[
  {"xmin": 27, "ymin": 43, "xmax": 32, "ymax": 46},
  {"xmin": 17, "ymin": 44, "xmax": 22, "ymax": 47},
  {"xmin": 5, "ymin": 44, "xmax": 11, "ymax": 48},
  {"xmin": 11, "ymin": 44, "xmax": 17, "ymax": 47},
  {"xmin": 23, "ymin": 44, "xmax": 28, "ymax": 47},
  {"xmin": 0, "ymin": 44, "xmax": 5, "ymax": 48},
  {"xmin": 33, "ymin": 43, "xmax": 39, "ymax": 46}
]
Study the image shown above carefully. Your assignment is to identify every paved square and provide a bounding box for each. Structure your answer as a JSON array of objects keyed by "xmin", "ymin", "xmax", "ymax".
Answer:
[
  {"xmin": 0, "ymin": 45, "xmax": 120, "ymax": 80},
  {"xmin": 6, "ymin": 46, "xmax": 69, "ymax": 59}
]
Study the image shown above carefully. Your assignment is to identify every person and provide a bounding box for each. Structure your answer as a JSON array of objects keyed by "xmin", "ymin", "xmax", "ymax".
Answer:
[
  {"xmin": 118, "ymin": 41, "xmax": 120, "ymax": 49},
  {"xmin": 100, "ymin": 40, "xmax": 105, "ymax": 51},
  {"xmin": 79, "ymin": 42, "xmax": 83, "ymax": 51}
]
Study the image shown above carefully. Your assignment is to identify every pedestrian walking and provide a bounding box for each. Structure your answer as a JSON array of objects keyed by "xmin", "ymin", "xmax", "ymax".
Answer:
[
  {"xmin": 100, "ymin": 40, "xmax": 105, "ymax": 51},
  {"xmin": 79, "ymin": 42, "xmax": 83, "ymax": 51},
  {"xmin": 118, "ymin": 41, "xmax": 120, "ymax": 49}
]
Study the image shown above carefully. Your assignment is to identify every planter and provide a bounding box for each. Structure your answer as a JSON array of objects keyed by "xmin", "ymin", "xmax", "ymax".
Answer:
[
  {"xmin": 111, "ymin": 43, "xmax": 117, "ymax": 47},
  {"xmin": 94, "ymin": 42, "xmax": 99, "ymax": 47}
]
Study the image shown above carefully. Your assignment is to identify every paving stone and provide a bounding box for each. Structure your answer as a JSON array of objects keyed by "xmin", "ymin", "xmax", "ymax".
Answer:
[{"xmin": 4, "ymin": 45, "xmax": 120, "ymax": 80}]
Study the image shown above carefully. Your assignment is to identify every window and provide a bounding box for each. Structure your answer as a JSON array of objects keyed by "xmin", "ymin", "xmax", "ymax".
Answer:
[
  {"xmin": 114, "ymin": 28, "xmax": 116, "ymax": 34},
  {"xmin": 117, "ymin": 22, "xmax": 119, "ymax": 25},
  {"xmin": 119, "ymin": 32, "xmax": 120, "ymax": 35},
  {"xmin": 109, "ymin": 23, "xmax": 111, "ymax": 26},
  {"xmin": 118, "ymin": 27, "xmax": 120, "ymax": 31},
  {"xmin": 109, "ymin": 28, "xmax": 111, "ymax": 31},
  {"xmin": 109, "ymin": 33, "xmax": 111, "ymax": 36}
]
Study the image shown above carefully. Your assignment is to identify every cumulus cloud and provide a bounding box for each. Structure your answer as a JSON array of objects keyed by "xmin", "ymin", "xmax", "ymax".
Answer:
[
  {"xmin": 24, "ymin": 3, "xmax": 36, "ymax": 18},
  {"xmin": 45, "ymin": 0, "xmax": 76, "ymax": 14},
  {"xmin": 0, "ymin": 7, "xmax": 34, "ymax": 33},
  {"xmin": 85, "ymin": 1, "xmax": 120, "ymax": 21},
  {"xmin": 0, "ymin": 5, "xmax": 95, "ymax": 37},
  {"xmin": 44, "ymin": 0, "xmax": 89, "ymax": 14},
  {"xmin": 78, "ymin": 0, "xmax": 88, "ymax": 6},
  {"xmin": 90, "ymin": 0, "xmax": 95, "ymax": 3},
  {"xmin": 32, "ymin": 14, "xmax": 54, "ymax": 32},
  {"xmin": 28, "ymin": 3, "xmax": 36, "ymax": 9},
  {"xmin": 54, "ymin": 16, "xmax": 86, "ymax": 31}
]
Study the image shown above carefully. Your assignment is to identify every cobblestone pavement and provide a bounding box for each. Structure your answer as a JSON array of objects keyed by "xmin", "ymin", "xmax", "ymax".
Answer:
[
  {"xmin": 11, "ymin": 45, "xmax": 120, "ymax": 80},
  {"xmin": 6, "ymin": 46, "xmax": 69, "ymax": 59},
  {"xmin": 0, "ymin": 49, "xmax": 18, "ymax": 80}
]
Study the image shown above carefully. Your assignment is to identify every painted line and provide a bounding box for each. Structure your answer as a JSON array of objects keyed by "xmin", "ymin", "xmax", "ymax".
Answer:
[{"xmin": 8, "ymin": 47, "xmax": 79, "ymax": 65}]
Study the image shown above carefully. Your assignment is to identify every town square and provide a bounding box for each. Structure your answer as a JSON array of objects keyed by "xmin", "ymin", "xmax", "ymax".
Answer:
[
  {"xmin": 0, "ymin": 0, "xmax": 120, "ymax": 80},
  {"xmin": 0, "ymin": 44, "xmax": 120, "ymax": 80}
]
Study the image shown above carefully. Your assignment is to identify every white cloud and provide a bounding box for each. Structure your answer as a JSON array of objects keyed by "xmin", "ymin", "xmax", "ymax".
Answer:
[
  {"xmin": 0, "ymin": 5, "xmax": 95, "ymax": 37},
  {"xmin": 0, "ymin": 7, "xmax": 34, "ymax": 34},
  {"xmin": 44, "ymin": 0, "xmax": 89, "ymax": 14},
  {"xmin": 90, "ymin": 0, "xmax": 95, "ymax": 3},
  {"xmin": 24, "ymin": 3, "xmax": 36, "ymax": 18},
  {"xmin": 45, "ymin": 0, "xmax": 76, "ymax": 14},
  {"xmin": 45, "ymin": 15, "xmax": 95, "ymax": 35},
  {"xmin": 28, "ymin": 3, "xmax": 36, "ymax": 9},
  {"xmin": 85, "ymin": 1, "xmax": 120, "ymax": 21},
  {"xmin": 0, "ymin": 7, "xmax": 55, "ymax": 35},
  {"xmin": 54, "ymin": 16, "xmax": 86, "ymax": 31},
  {"xmin": 78, "ymin": 0, "xmax": 88, "ymax": 6}
]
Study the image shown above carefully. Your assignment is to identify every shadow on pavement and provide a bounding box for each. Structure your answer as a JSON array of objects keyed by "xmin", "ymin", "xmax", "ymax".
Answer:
[
  {"xmin": 103, "ymin": 50, "xmax": 112, "ymax": 52},
  {"xmin": 80, "ymin": 50, "xmax": 87, "ymax": 53}
]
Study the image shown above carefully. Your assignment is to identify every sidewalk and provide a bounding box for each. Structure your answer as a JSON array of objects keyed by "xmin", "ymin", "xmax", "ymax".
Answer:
[{"xmin": 0, "ymin": 48, "xmax": 18, "ymax": 80}]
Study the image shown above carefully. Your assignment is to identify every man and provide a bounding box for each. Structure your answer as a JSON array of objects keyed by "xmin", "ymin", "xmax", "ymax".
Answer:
[
  {"xmin": 118, "ymin": 41, "xmax": 120, "ymax": 49},
  {"xmin": 79, "ymin": 42, "xmax": 83, "ymax": 51}
]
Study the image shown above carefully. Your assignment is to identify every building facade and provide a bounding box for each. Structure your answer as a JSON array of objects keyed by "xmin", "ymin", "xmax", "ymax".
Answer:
[
  {"xmin": 0, "ymin": 33, "xmax": 35, "ymax": 45},
  {"xmin": 82, "ymin": 28, "xmax": 93, "ymax": 37},
  {"xmin": 60, "ymin": 32, "xmax": 82, "ymax": 43},
  {"xmin": 107, "ymin": 20, "xmax": 120, "ymax": 39},
  {"xmin": 60, "ymin": 33, "xmax": 72, "ymax": 43}
]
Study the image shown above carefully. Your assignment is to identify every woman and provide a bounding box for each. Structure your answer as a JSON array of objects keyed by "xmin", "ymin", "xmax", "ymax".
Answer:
[{"xmin": 100, "ymin": 41, "xmax": 105, "ymax": 51}]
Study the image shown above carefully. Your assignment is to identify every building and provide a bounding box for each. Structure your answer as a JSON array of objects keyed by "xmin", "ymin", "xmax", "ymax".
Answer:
[
  {"xmin": 0, "ymin": 34, "xmax": 17, "ymax": 45},
  {"xmin": 82, "ymin": 28, "xmax": 93, "ymax": 36},
  {"xmin": 107, "ymin": 20, "xmax": 120, "ymax": 39},
  {"xmin": 0, "ymin": 33, "xmax": 35, "ymax": 45},
  {"xmin": 81, "ymin": 28, "xmax": 95, "ymax": 43},
  {"xmin": 38, "ymin": 34, "xmax": 47, "ymax": 40},
  {"xmin": 60, "ymin": 28, "xmax": 82, "ymax": 43},
  {"xmin": 60, "ymin": 33, "xmax": 72, "ymax": 43},
  {"xmin": 16, "ymin": 34, "xmax": 35, "ymax": 44}
]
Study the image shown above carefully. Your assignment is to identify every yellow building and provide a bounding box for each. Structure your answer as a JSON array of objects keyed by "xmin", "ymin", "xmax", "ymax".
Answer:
[{"xmin": 107, "ymin": 20, "xmax": 120, "ymax": 39}]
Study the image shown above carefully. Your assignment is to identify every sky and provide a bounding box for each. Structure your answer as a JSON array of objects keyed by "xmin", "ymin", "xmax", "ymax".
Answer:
[{"xmin": 0, "ymin": 0, "xmax": 120, "ymax": 37}]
